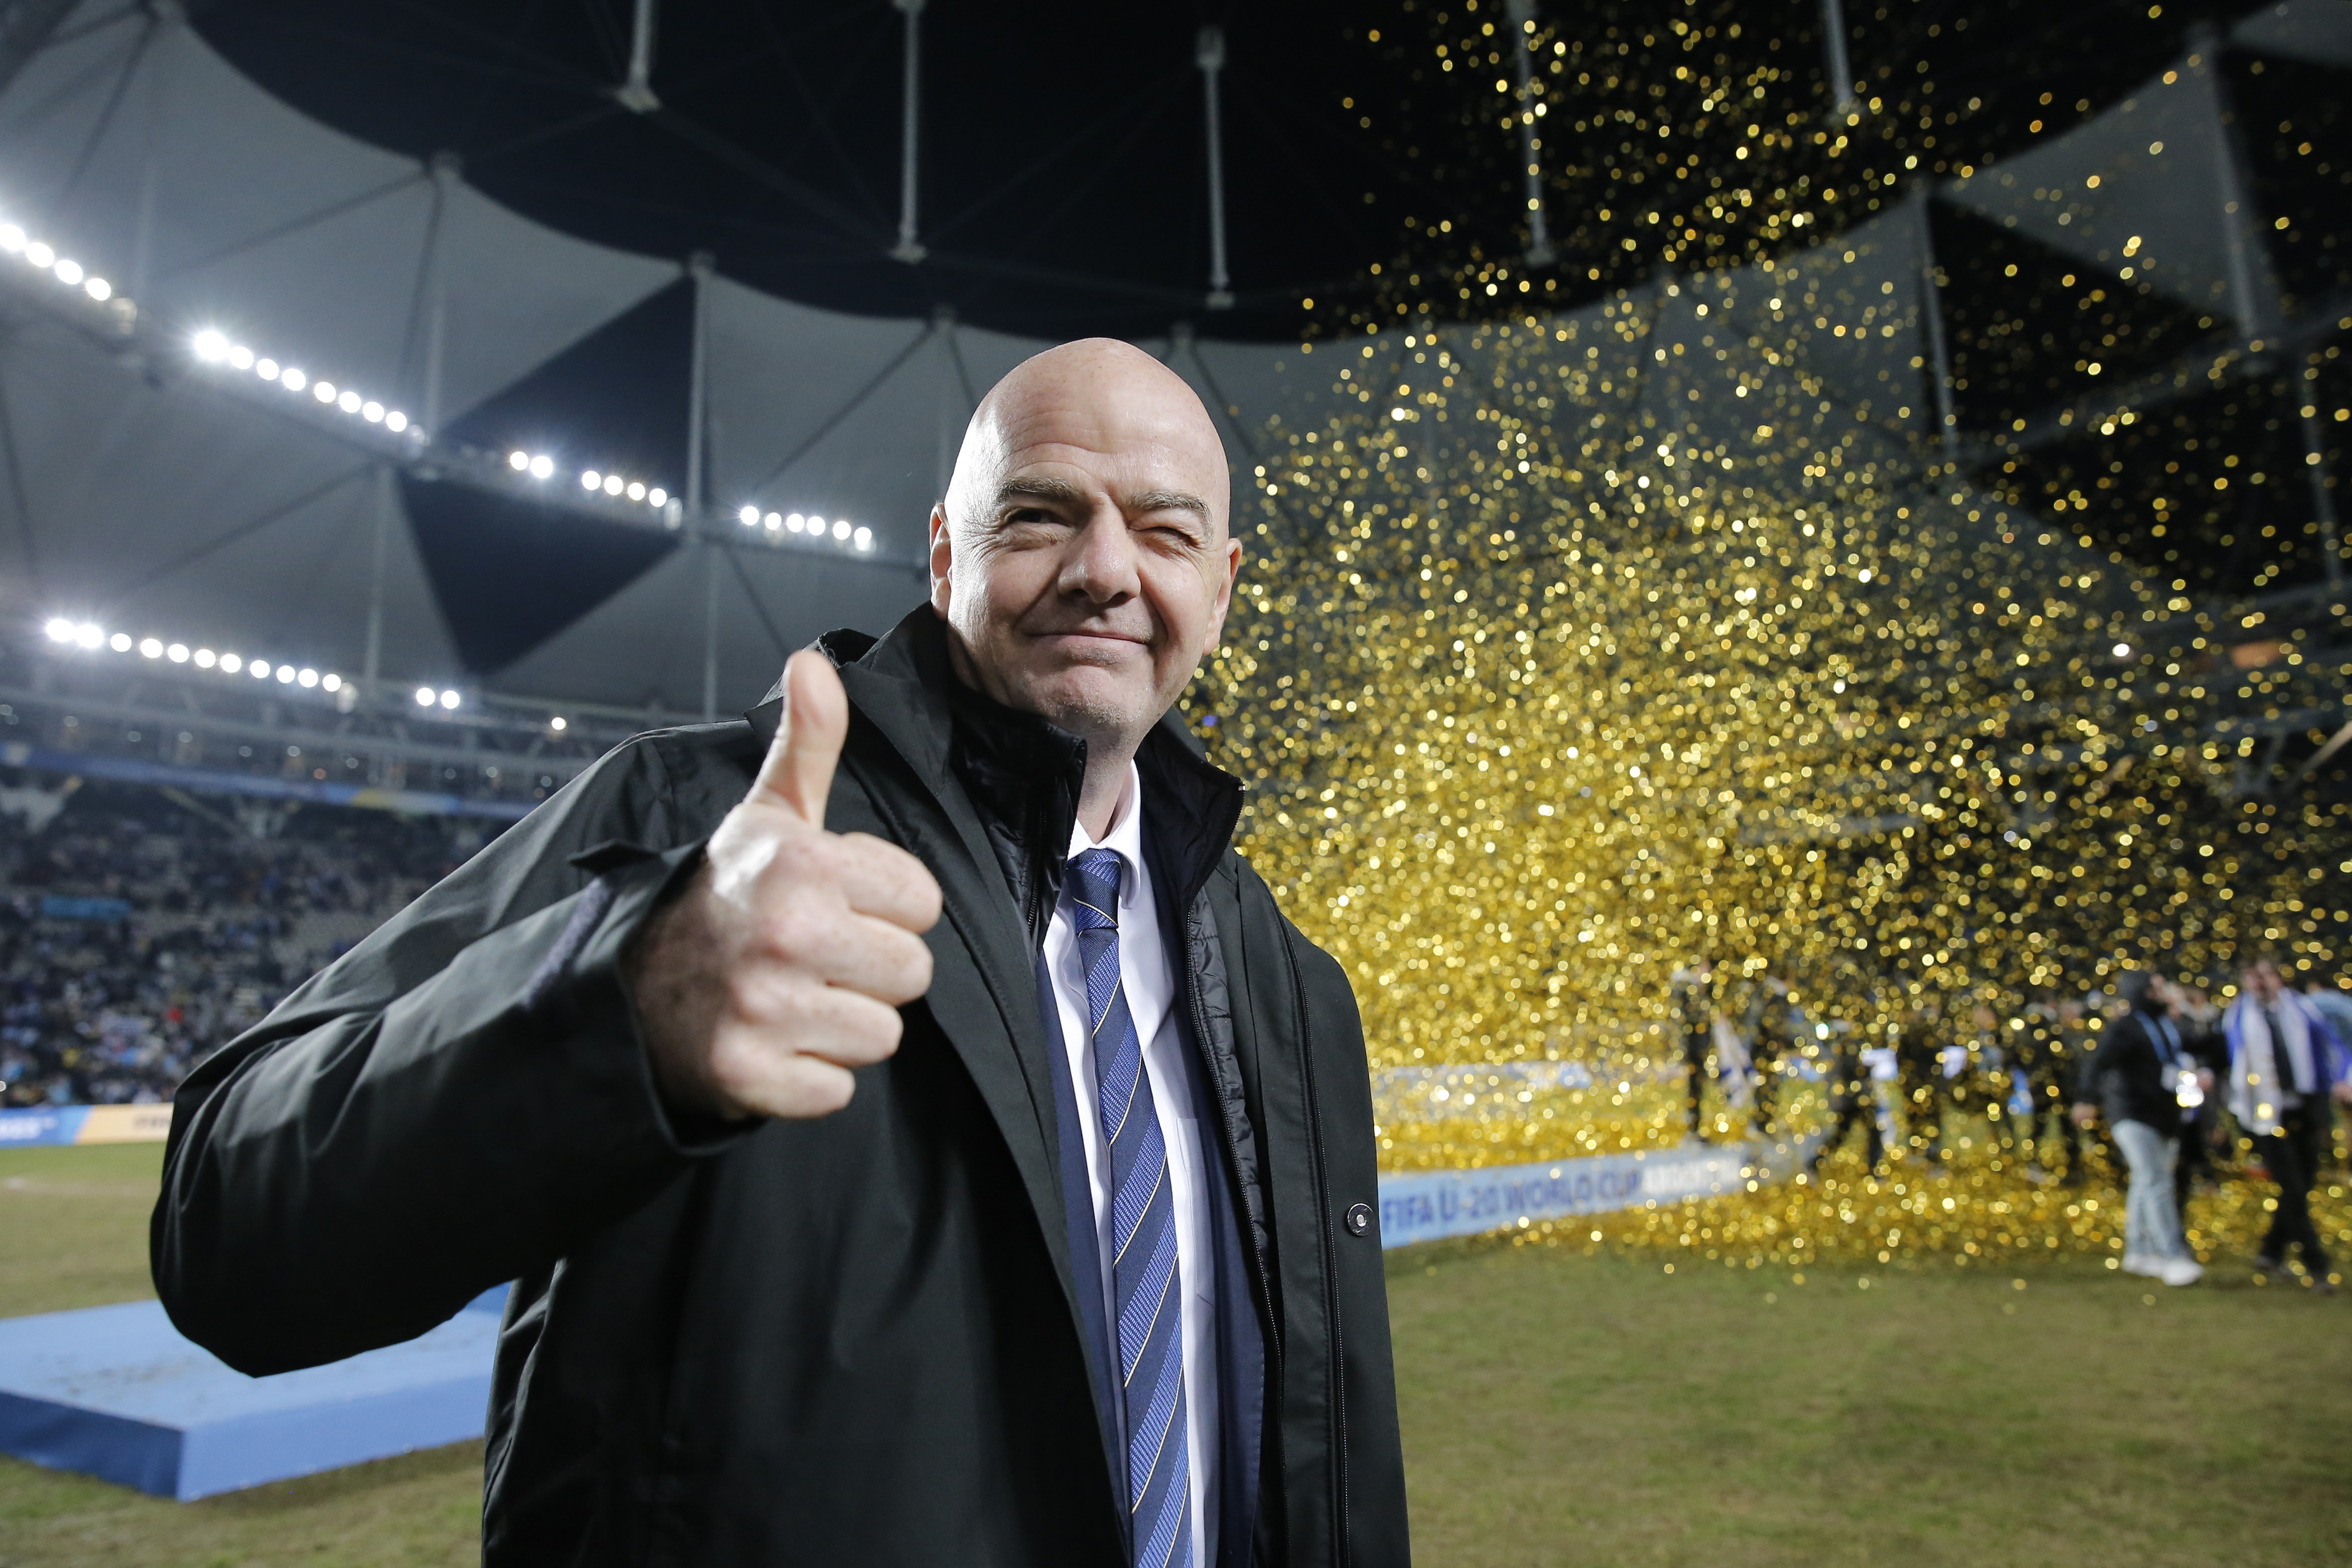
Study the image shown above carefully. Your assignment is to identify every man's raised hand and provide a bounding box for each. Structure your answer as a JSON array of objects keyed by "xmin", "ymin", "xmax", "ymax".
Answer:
[{"xmin": 630, "ymin": 650, "xmax": 943, "ymax": 1121}]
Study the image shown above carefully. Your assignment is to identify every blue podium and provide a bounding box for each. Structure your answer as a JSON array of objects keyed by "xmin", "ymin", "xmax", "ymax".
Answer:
[{"xmin": 0, "ymin": 1290, "xmax": 504, "ymax": 1500}]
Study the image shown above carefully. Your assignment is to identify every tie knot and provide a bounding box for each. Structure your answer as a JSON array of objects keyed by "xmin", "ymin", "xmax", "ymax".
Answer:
[{"xmin": 1066, "ymin": 848, "xmax": 1123, "ymax": 934}]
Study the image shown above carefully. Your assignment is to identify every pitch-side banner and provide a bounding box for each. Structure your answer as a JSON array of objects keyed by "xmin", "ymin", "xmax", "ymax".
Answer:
[
  {"xmin": 1375, "ymin": 1138, "xmax": 1801, "ymax": 1249},
  {"xmin": 0, "ymin": 1105, "xmax": 175, "ymax": 1146}
]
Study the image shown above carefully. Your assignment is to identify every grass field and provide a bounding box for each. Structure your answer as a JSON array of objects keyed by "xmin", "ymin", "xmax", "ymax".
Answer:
[{"xmin": 4, "ymin": 1143, "xmax": 2350, "ymax": 1566}]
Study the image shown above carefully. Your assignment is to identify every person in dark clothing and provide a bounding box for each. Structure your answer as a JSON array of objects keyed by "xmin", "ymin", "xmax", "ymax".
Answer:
[
  {"xmin": 1807, "ymin": 1019, "xmax": 1885, "ymax": 1174},
  {"xmin": 1892, "ymin": 1001, "xmax": 1946, "ymax": 1161},
  {"xmin": 2223, "ymin": 957, "xmax": 2352, "ymax": 1290},
  {"xmin": 2014, "ymin": 994, "xmax": 2087, "ymax": 1183},
  {"xmin": 152, "ymin": 342, "xmax": 1408, "ymax": 1567},
  {"xmin": 2165, "ymin": 981, "xmax": 2227, "ymax": 1232},
  {"xmin": 1745, "ymin": 974, "xmax": 1797, "ymax": 1136},
  {"xmin": 1669, "ymin": 958, "xmax": 1715, "ymax": 1139},
  {"xmin": 2070, "ymin": 970, "xmax": 2202, "ymax": 1286}
]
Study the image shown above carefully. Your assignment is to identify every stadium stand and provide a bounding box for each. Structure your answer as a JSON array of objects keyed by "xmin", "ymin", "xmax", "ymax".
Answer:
[{"xmin": 0, "ymin": 778, "xmax": 489, "ymax": 1108}]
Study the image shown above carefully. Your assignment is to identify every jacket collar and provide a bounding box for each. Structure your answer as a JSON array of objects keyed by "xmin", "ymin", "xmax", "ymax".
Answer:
[{"xmin": 748, "ymin": 605, "xmax": 1245, "ymax": 937}]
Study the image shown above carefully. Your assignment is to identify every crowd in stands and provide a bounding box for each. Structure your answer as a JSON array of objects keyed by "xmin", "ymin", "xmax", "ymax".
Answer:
[{"xmin": 0, "ymin": 778, "xmax": 487, "ymax": 1108}]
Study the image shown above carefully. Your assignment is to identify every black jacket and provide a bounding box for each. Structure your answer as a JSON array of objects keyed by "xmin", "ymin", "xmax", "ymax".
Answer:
[
  {"xmin": 2076, "ymin": 1009, "xmax": 2185, "ymax": 1132},
  {"xmin": 152, "ymin": 607, "xmax": 1408, "ymax": 1567}
]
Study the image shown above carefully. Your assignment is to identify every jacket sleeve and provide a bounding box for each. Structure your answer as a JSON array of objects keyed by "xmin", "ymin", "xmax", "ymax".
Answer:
[{"xmin": 151, "ymin": 734, "xmax": 734, "ymax": 1375}]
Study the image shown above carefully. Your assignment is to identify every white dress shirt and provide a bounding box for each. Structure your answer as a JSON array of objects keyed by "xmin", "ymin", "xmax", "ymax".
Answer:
[{"xmin": 1042, "ymin": 761, "xmax": 1215, "ymax": 1568}]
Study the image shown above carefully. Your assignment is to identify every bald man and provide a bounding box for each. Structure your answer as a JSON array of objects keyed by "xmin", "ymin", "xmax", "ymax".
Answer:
[{"xmin": 153, "ymin": 341, "xmax": 1408, "ymax": 1568}]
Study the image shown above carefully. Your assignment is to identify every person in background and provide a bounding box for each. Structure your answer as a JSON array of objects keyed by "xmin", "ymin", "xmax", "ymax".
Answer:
[
  {"xmin": 2072, "ymin": 969, "xmax": 2203, "ymax": 1286},
  {"xmin": 2301, "ymin": 974, "xmax": 2352, "ymax": 1044},
  {"xmin": 1745, "ymin": 972, "xmax": 1798, "ymax": 1137},
  {"xmin": 2016, "ymin": 991, "xmax": 2086, "ymax": 1183},
  {"xmin": 1670, "ymin": 957, "xmax": 1715, "ymax": 1141},
  {"xmin": 2224, "ymin": 957, "xmax": 2352, "ymax": 1292},
  {"xmin": 1894, "ymin": 998, "xmax": 1947, "ymax": 1163},
  {"xmin": 1807, "ymin": 1017, "xmax": 1885, "ymax": 1175},
  {"xmin": 2164, "ymin": 977, "xmax": 2226, "ymax": 1235}
]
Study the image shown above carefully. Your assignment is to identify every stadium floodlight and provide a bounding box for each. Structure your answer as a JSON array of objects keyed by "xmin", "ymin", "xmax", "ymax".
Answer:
[
  {"xmin": 2113, "ymin": 642, "xmax": 2132, "ymax": 658},
  {"xmin": 298, "ymin": 668, "xmax": 318, "ymax": 687},
  {"xmin": 43, "ymin": 617, "xmax": 72, "ymax": 641},
  {"xmin": 194, "ymin": 648, "xmax": 215, "ymax": 667},
  {"xmin": 255, "ymin": 358, "xmax": 279, "ymax": 379},
  {"xmin": 193, "ymin": 330, "xmax": 230, "ymax": 362},
  {"xmin": 603, "ymin": 474, "xmax": 623, "ymax": 496},
  {"xmin": 74, "ymin": 623, "xmax": 102, "ymax": 648},
  {"xmin": 219, "ymin": 653, "xmax": 241, "ymax": 673},
  {"xmin": 321, "ymin": 673, "xmax": 342, "ymax": 692},
  {"xmin": 108, "ymin": 631, "xmax": 131, "ymax": 652},
  {"xmin": 280, "ymin": 367, "xmax": 306, "ymax": 392},
  {"xmin": 550, "ymin": 716, "xmax": 567, "ymax": 731},
  {"xmin": 739, "ymin": 505, "xmax": 760, "ymax": 526},
  {"xmin": 831, "ymin": 520, "xmax": 851, "ymax": 541},
  {"xmin": 439, "ymin": 690, "xmax": 460, "ymax": 710},
  {"xmin": 0, "ymin": 225, "xmax": 23, "ymax": 250},
  {"xmin": 853, "ymin": 527, "xmax": 873, "ymax": 550},
  {"xmin": 362, "ymin": 402, "xmax": 383, "ymax": 422},
  {"xmin": 138, "ymin": 637, "xmax": 162, "ymax": 658},
  {"xmin": 623, "ymin": 480, "xmax": 643, "ymax": 499},
  {"xmin": 52, "ymin": 259, "xmax": 82, "ymax": 286},
  {"xmin": 529, "ymin": 455, "xmax": 554, "ymax": 480},
  {"xmin": 313, "ymin": 380, "xmax": 337, "ymax": 403},
  {"xmin": 787, "ymin": 513, "xmax": 805, "ymax": 533},
  {"xmin": 82, "ymin": 276, "xmax": 109, "ymax": 300},
  {"xmin": 276, "ymin": 666, "xmax": 295, "ymax": 684},
  {"xmin": 583, "ymin": 471, "xmax": 603, "ymax": 490},
  {"xmin": 166, "ymin": 644, "xmax": 188, "ymax": 663},
  {"xmin": 764, "ymin": 512, "xmax": 780, "ymax": 530},
  {"xmin": 338, "ymin": 391, "xmax": 362, "ymax": 413},
  {"xmin": 250, "ymin": 660, "xmax": 270, "ymax": 678},
  {"xmin": 228, "ymin": 346, "xmax": 253, "ymax": 370},
  {"xmin": 385, "ymin": 412, "xmax": 409, "ymax": 433},
  {"xmin": 509, "ymin": 451, "xmax": 530, "ymax": 472},
  {"xmin": 415, "ymin": 686, "xmax": 435, "ymax": 706},
  {"xmin": 23, "ymin": 241, "xmax": 53, "ymax": 268},
  {"xmin": 647, "ymin": 487, "xmax": 667, "ymax": 507}
]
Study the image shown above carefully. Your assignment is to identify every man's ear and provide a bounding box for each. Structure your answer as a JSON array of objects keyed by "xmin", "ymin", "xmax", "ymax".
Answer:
[
  {"xmin": 1201, "ymin": 534, "xmax": 1243, "ymax": 650},
  {"xmin": 927, "ymin": 503, "xmax": 953, "ymax": 619}
]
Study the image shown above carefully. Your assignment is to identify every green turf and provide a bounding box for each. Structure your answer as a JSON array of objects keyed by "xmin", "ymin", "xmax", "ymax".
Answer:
[{"xmin": 5, "ymin": 1144, "xmax": 2350, "ymax": 1565}]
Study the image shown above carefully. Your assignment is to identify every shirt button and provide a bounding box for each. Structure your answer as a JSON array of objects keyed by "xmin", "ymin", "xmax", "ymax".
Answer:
[{"xmin": 1345, "ymin": 1202, "xmax": 1372, "ymax": 1238}]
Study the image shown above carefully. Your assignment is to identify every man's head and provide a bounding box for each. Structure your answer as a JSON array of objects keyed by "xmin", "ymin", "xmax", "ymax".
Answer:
[
  {"xmin": 928, "ymin": 339, "xmax": 1240, "ymax": 760},
  {"xmin": 2243, "ymin": 957, "xmax": 2284, "ymax": 1005}
]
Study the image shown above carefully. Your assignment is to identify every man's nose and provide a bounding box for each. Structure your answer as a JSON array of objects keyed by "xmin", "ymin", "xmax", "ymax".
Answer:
[{"xmin": 1059, "ymin": 509, "xmax": 1141, "ymax": 603}]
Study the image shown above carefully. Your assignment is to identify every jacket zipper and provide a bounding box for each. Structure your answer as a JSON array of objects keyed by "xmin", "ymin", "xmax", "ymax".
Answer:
[{"xmin": 1275, "ymin": 918, "xmax": 1348, "ymax": 1563}]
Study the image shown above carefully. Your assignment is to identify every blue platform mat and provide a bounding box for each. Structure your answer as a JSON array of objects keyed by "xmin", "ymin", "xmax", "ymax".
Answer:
[{"xmin": 0, "ymin": 1289, "xmax": 504, "ymax": 1500}]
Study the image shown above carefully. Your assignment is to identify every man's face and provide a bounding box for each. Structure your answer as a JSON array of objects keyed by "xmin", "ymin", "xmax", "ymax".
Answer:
[
  {"xmin": 2244, "ymin": 961, "xmax": 2282, "ymax": 1004},
  {"xmin": 930, "ymin": 340, "xmax": 1240, "ymax": 757}
]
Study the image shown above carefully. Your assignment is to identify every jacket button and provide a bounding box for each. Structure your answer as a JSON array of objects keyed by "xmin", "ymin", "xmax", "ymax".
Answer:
[{"xmin": 1345, "ymin": 1202, "xmax": 1372, "ymax": 1238}]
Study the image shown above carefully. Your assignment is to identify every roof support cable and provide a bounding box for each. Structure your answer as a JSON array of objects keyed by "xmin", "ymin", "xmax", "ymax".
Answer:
[
  {"xmin": 616, "ymin": 0, "xmax": 660, "ymax": 113},
  {"xmin": 1819, "ymin": 0, "xmax": 1861, "ymax": 123},
  {"xmin": 890, "ymin": 0, "xmax": 927, "ymax": 263},
  {"xmin": 1911, "ymin": 189, "xmax": 1957, "ymax": 454},
  {"xmin": 1195, "ymin": 26, "xmax": 1233, "ymax": 310},
  {"xmin": 1502, "ymin": 0, "xmax": 1555, "ymax": 269}
]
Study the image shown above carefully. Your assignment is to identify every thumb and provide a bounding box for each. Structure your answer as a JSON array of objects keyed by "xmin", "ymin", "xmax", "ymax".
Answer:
[{"xmin": 749, "ymin": 648, "xmax": 848, "ymax": 827}]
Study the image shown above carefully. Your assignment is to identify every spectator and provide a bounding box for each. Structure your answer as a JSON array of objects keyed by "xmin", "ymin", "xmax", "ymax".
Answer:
[
  {"xmin": 1669, "ymin": 957, "xmax": 1715, "ymax": 1141},
  {"xmin": 2071, "ymin": 970, "xmax": 2202, "ymax": 1286},
  {"xmin": 2223, "ymin": 957, "xmax": 2352, "ymax": 1292},
  {"xmin": 1744, "ymin": 972, "xmax": 1798, "ymax": 1137},
  {"xmin": 2015, "ymin": 991, "xmax": 2087, "ymax": 1184},
  {"xmin": 1806, "ymin": 1017, "xmax": 1886, "ymax": 1175}
]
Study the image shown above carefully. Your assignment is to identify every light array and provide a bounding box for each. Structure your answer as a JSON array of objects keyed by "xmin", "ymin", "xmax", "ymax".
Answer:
[
  {"xmin": 736, "ymin": 504, "xmax": 873, "ymax": 551},
  {"xmin": 43, "ymin": 615, "xmax": 345, "ymax": 694},
  {"xmin": 192, "ymin": 329, "xmax": 415, "ymax": 436},
  {"xmin": 412, "ymin": 685, "xmax": 463, "ymax": 711},
  {"xmin": 569, "ymin": 462, "xmax": 669, "ymax": 512},
  {"xmin": 0, "ymin": 220, "xmax": 115, "ymax": 303}
]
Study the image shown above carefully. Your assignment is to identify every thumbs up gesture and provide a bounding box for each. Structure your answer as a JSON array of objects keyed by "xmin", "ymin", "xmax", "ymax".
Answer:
[{"xmin": 630, "ymin": 650, "xmax": 943, "ymax": 1121}]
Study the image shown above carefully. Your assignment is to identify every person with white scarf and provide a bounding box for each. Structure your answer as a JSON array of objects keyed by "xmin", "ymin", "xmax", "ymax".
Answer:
[{"xmin": 2224, "ymin": 958, "xmax": 2352, "ymax": 1290}]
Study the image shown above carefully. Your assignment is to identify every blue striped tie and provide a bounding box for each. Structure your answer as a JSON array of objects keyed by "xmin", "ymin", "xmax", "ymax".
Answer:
[{"xmin": 1067, "ymin": 847, "xmax": 1191, "ymax": 1568}]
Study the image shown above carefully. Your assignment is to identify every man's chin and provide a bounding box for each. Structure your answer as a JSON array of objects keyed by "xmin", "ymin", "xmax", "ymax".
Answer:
[{"xmin": 1011, "ymin": 666, "xmax": 1157, "ymax": 744}]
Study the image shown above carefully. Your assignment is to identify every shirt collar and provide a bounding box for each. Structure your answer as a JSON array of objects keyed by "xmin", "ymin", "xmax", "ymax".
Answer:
[{"xmin": 1066, "ymin": 761, "xmax": 1147, "ymax": 898}]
